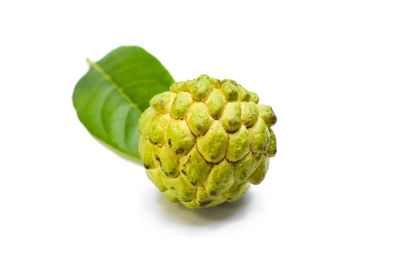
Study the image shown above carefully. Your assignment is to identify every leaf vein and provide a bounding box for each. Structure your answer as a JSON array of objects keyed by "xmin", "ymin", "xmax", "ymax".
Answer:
[{"xmin": 87, "ymin": 59, "xmax": 141, "ymax": 112}]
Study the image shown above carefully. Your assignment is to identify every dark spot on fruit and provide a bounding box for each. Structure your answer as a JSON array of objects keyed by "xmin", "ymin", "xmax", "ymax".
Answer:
[
  {"xmin": 190, "ymin": 181, "xmax": 197, "ymax": 186},
  {"xmin": 199, "ymin": 200, "xmax": 212, "ymax": 207},
  {"xmin": 168, "ymin": 139, "xmax": 172, "ymax": 147},
  {"xmin": 144, "ymin": 164, "xmax": 150, "ymax": 169},
  {"xmin": 170, "ymin": 187, "xmax": 175, "ymax": 190},
  {"xmin": 155, "ymin": 155, "xmax": 161, "ymax": 166},
  {"xmin": 176, "ymin": 148, "xmax": 184, "ymax": 154},
  {"xmin": 269, "ymin": 114, "xmax": 277, "ymax": 125},
  {"xmin": 210, "ymin": 191, "xmax": 217, "ymax": 196},
  {"xmin": 168, "ymin": 171, "xmax": 177, "ymax": 177},
  {"xmin": 227, "ymin": 198, "xmax": 232, "ymax": 200},
  {"xmin": 181, "ymin": 170, "xmax": 187, "ymax": 175}
]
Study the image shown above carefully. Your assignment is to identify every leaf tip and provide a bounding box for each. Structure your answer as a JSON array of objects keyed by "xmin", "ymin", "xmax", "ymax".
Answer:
[{"xmin": 86, "ymin": 58, "xmax": 94, "ymax": 66}]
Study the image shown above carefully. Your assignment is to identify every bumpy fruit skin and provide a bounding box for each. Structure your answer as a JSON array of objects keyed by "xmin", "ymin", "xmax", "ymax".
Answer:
[{"xmin": 139, "ymin": 75, "xmax": 277, "ymax": 209}]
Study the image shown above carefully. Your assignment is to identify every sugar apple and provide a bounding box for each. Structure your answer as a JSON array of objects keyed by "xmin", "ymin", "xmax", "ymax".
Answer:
[{"xmin": 139, "ymin": 75, "xmax": 277, "ymax": 209}]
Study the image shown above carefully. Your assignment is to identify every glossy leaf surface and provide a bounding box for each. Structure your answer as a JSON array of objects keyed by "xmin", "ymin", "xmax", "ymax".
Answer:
[{"xmin": 73, "ymin": 46, "xmax": 174, "ymax": 159}]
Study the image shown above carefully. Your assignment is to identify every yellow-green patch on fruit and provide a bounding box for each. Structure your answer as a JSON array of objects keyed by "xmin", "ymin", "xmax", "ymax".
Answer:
[
  {"xmin": 166, "ymin": 118, "xmax": 195, "ymax": 155},
  {"xmin": 234, "ymin": 152, "xmax": 263, "ymax": 183},
  {"xmin": 226, "ymin": 125, "xmax": 250, "ymax": 162},
  {"xmin": 220, "ymin": 102, "xmax": 242, "ymax": 132},
  {"xmin": 138, "ymin": 107, "xmax": 155, "ymax": 135},
  {"xmin": 204, "ymin": 160, "xmax": 234, "ymax": 196},
  {"xmin": 220, "ymin": 80, "xmax": 238, "ymax": 101},
  {"xmin": 238, "ymin": 85, "xmax": 251, "ymax": 101},
  {"xmin": 241, "ymin": 102, "xmax": 259, "ymax": 127},
  {"xmin": 154, "ymin": 145, "xmax": 180, "ymax": 177},
  {"xmin": 138, "ymin": 75, "xmax": 277, "ymax": 209},
  {"xmin": 250, "ymin": 118, "xmax": 270, "ymax": 153},
  {"xmin": 148, "ymin": 113, "xmax": 169, "ymax": 145},
  {"xmin": 225, "ymin": 182, "xmax": 250, "ymax": 203},
  {"xmin": 258, "ymin": 104, "xmax": 277, "ymax": 127},
  {"xmin": 267, "ymin": 129, "xmax": 277, "ymax": 157},
  {"xmin": 139, "ymin": 137, "xmax": 156, "ymax": 169},
  {"xmin": 197, "ymin": 121, "xmax": 228, "ymax": 163},
  {"xmin": 190, "ymin": 76, "xmax": 213, "ymax": 101},
  {"xmin": 171, "ymin": 91, "xmax": 193, "ymax": 119},
  {"xmin": 249, "ymin": 92, "xmax": 259, "ymax": 103},
  {"xmin": 150, "ymin": 92, "xmax": 176, "ymax": 113},
  {"xmin": 249, "ymin": 155, "xmax": 269, "ymax": 185},
  {"xmin": 187, "ymin": 102, "xmax": 212, "ymax": 136},
  {"xmin": 206, "ymin": 90, "xmax": 226, "ymax": 119},
  {"xmin": 146, "ymin": 168, "xmax": 167, "ymax": 192},
  {"xmin": 180, "ymin": 147, "xmax": 212, "ymax": 186}
]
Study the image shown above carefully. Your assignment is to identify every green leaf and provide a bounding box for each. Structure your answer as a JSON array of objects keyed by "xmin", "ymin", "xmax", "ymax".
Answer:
[{"xmin": 73, "ymin": 46, "xmax": 174, "ymax": 160}]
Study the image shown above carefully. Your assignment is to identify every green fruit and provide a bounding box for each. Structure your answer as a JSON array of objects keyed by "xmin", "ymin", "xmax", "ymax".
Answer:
[{"xmin": 139, "ymin": 75, "xmax": 277, "ymax": 209}]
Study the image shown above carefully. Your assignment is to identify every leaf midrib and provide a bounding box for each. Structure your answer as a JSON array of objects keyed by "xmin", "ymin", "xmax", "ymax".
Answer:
[{"xmin": 86, "ymin": 58, "xmax": 141, "ymax": 112}]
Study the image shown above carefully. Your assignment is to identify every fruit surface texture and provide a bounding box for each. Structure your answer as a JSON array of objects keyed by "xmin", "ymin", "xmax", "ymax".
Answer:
[{"xmin": 139, "ymin": 75, "xmax": 277, "ymax": 209}]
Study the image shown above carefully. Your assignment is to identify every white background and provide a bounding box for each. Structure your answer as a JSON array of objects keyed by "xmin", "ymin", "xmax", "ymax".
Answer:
[{"xmin": 1, "ymin": 0, "xmax": 399, "ymax": 266}]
